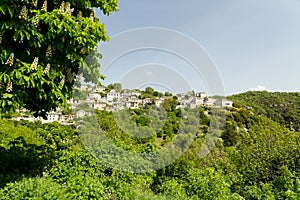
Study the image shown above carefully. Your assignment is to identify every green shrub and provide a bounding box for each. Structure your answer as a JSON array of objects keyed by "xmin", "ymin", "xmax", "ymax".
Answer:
[{"xmin": 0, "ymin": 177, "xmax": 73, "ymax": 200}]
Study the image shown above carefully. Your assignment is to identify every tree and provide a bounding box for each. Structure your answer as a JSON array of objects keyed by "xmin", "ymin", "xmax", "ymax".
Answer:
[
  {"xmin": 106, "ymin": 82, "xmax": 122, "ymax": 92},
  {"xmin": 164, "ymin": 91, "xmax": 172, "ymax": 96},
  {"xmin": 0, "ymin": 1, "xmax": 118, "ymax": 118},
  {"xmin": 114, "ymin": 82, "xmax": 122, "ymax": 92},
  {"xmin": 186, "ymin": 167, "xmax": 242, "ymax": 199},
  {"xmin": 153, "ymin": 91, "xmax": 163, "ymax": 97},
  {"xmin": 233, "ymin": 116, "xmax": 300, "ymax": 185},
  {"xmin": 145, "ymin": 87, "xmax": 154, "ymax": 95}
]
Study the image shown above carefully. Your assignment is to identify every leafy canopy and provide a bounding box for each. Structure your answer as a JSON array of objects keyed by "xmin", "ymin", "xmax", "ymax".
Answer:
[{"xmin": 0, "ymin": 0, "xmax": 118, "ymax": 117}]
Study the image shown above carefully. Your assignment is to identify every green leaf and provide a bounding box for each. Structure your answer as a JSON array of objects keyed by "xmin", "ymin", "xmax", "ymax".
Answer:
[
  {"xmin": 7, "ymin": 6, "xmax": 13, "ymax": 18},
  {"xmin": 0, "ymin": 6, "xmax": 5, "ymax": 15}
]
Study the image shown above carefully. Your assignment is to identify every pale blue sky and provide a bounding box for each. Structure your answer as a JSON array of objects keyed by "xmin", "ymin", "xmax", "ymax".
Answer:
[{"xmin": 96, "ymin": 0, "xmax": 300, "ymax": 95}]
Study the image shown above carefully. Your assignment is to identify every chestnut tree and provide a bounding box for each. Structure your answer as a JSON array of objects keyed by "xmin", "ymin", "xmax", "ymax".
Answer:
[{"xmin": 0, "ymin": 0, "xmax": 118, "ymax": 117}]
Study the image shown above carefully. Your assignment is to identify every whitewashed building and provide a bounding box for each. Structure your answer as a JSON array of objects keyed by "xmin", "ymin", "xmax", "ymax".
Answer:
[
  {"xmin": 107, "ymin": 89, "xmax": 121, "ymax": 103},
  {"xmin": 88, "ymin": 93, "xmax": 101, "ymax": 101},
  {"xmin": 92, "ymin": 101, "xmax": 107, "ymax": 110},
  {"xmin": 204, "ymin": 98, "xmax": 216, "ymax": 107},
  {"xmin": 221, "ymin": 99, "xmax": 233, "ymax": 107}
]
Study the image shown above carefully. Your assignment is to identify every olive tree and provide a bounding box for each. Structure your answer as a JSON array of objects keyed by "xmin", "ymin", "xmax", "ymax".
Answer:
[{"xmin": 0, "ymin": 0, "xmax": 118, "ymax": 117}]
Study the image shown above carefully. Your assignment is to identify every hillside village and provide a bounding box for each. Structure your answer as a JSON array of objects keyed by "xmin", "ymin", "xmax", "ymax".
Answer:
[{"xmin": 12, "ymin": 84, "xmax": 233, "ymax": 124}]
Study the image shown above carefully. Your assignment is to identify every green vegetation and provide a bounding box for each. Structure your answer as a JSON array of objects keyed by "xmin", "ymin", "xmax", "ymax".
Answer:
[
  {"xmin": 1, "ymin": 91, "xmax": 300, "ymax": 199},
  {"xmin": 229, "ymin": 91, "xmax": 300, "ymax": 131},
  {"xmin": 106, "ymin": 83, "xmax": 122, "ymax": 92},
  {"xmin": 0, "ymin": 1, "xmax": 118, "ymax": 117}
]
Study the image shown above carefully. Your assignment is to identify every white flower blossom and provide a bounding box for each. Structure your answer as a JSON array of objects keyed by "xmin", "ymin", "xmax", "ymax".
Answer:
[
  {"xmin": 46, "ymin": 45, "xmax": 52, "ymax": 57},
  {"xmin": 33, "ymin": 15, "xmax": 39, "ymax": 28},
  {"xmin": 6, "ymin": 81, "xmax": 13, "ymax": 92},
  {"xmin": 30, "ymin": 57, "xmax": 39, "ymax": 70},
  {"xmin": 65, "ymin": 2, "xmax": 71, "ymax": 16},
  {"xmin": 60, "ymin": 76, "xmax": 65, "ymax": 87},
  {"xmin": 5, "ymin": 53, "xmax": 14, "ymax": 66},
  {"xmin": 58, "ymin": 1, "xmax": 65, "ymax": 14},
  {"xmin": 77, "ymin": 11, "xmax": 82, "ymax": 18},
  {"xmin": 42, "ymin": 0, "xmax": 47, "ymax": 12},
  {"xmin": 19, "ymin": 6, "xmax": 28, "ymax": 20},
  {"xmin": 44, "ymin": 63, "xmax": 50, "ymax": 74},
  {"xmin": 32, "ymin": 0, "xmax": 38, "ymax": 8},
  {"xmin": 89, "ymin": 11, "xmax": 94, "ymax": 22}
]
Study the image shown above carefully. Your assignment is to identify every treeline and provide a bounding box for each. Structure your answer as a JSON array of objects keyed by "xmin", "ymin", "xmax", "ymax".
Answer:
[
  {"xmin": 229, "ymin": 91, "xmax": 300, "ymax": 131},
  {"xmin": 1, "ymin": 91, "xmax": 300, "ymax": 199}
]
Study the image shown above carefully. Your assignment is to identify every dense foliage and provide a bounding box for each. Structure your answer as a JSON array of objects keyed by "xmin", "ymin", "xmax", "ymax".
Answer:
[
  {"xmin": 0, "ymin": 1, "xmax": 118, "ymax": 117},
  {"xmin": 1, "ymin": 91, "xmax": 300, "ymax": 199},
  {"xmin": 229, "ymin": 91, "xmax": 300, "ymax": 131}
]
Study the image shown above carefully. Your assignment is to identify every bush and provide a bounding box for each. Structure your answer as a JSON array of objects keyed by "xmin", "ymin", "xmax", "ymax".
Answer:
[{"xmin": 0, "ymin": 177, "xmax": 73, "ymax": 200}]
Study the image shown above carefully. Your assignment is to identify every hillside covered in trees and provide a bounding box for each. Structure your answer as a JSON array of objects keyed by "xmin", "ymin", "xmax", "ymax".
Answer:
[
  {"xmin": 1, "ymin": 91, "xmax": 300, "ymax": 199},
  {"xmin": 228, "ymin": 91, "xmax": 300, "ymax": 132}
]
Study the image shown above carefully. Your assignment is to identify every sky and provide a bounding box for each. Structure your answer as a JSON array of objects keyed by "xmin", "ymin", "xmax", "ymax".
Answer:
[{"xmin": 95, "ymin": 0, "xmax": 300, "ymax": 95}]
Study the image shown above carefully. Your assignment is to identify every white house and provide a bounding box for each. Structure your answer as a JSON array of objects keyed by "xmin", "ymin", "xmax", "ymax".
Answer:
[
  {"xmin": 125, "ymin": 101, "xmax": 139, "ymax": 109},
  {"xmin": 155, "ymin": 98, "xmax": 164, "ymax": 107},
  {"xmin": 92, "ymin": 101, "xmax": 106, "ymax": 110},
  {"xmin": 221, "ymin": 99, "xmax": 233, "ymax": 107},
  {"xmin": 95, "ymin": 86, "xmax": 105, "ymax": 93},
  {"xmin": 143, "ymin": 98, "xmax": 153, "ymax": 105},
  {"xmin": 196, "ymin": 92, "xmax": 206, "ymax": 98},
  {"xmin": 88, "ymin": 93, "xmax": 101, "ymax": 101},
  {"xmin": 46, "ymin": 112, "xmax": 60, "ymax": 122},
  {"xmin": 204, "ymin": 98, "xmax": 216, "ymax": 107},
  {"xmin": 195, "ymin": 97, "xmax": 204, "ymax": 106},
  {"xmin": 107, "ymin": 89, "xmax": 121, "ymax": 102},
  {"xmin": 131, "ymin": 91, "xmax": 141, "ymax": 97}
]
